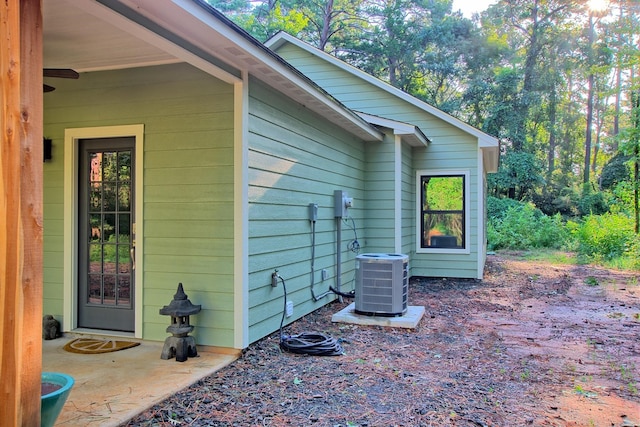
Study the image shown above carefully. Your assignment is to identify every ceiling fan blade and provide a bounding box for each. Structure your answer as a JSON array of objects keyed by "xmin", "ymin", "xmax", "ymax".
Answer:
[
  {"xmin": 43, "ymin": 68, "xmax": 79, "ymax": 79},
  {"xmin": 43, "ymin": 84, "xmax": 56, "ymax": 93}
]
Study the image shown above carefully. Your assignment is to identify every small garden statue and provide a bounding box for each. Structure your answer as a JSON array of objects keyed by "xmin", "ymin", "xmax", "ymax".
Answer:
[
  {"xmin": 159, "ymin": 283, "xmax": 201, "ymax": 362},
  {"xmin": 43, "ymin": 315, "xmax": 61, "ymax": 340}
]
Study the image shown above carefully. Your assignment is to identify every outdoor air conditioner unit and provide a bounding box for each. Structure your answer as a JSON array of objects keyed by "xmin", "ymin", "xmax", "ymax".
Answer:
[{"xmin": 355, "ymin": 253, "xmax": 409, "ymax": 317}]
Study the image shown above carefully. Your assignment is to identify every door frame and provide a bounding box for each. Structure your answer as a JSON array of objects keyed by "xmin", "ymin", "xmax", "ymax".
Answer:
[{"xmin": 63, "ymin": 124, "xmax": 144, "ymax": 338}]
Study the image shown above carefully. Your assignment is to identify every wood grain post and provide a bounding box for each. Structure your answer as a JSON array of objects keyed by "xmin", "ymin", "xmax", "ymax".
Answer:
[{"xmin": 0, "ymin": 0, "xmax": 44, "ymax": 425}]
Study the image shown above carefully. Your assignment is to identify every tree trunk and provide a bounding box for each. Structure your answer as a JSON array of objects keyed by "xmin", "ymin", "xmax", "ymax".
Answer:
[
  {"xmin": 592, "ymin": 105, "xmax": 603, "ymax": 175},
  {"xmin": 318, "ymin": 0, "xmax": 334, "ymax": 51},
  {"xmin": 635, "ymin": 145, "xmax": 639, "ymax": 234},
  {"xmin": 0, "ymin": 1, "xmax": 44, "ymax": 425},
  {"xmin": 584, "ymin": 15, "xmax": 595, "ymax": 184},
  {"xmin": 633, "ymin": 90, "xmax": 640, "ymax": 234},
  {"xmin": 547, "ymin": 81, "xmax": 557, "ymax": 179},
  {"xmin": 611, "ymin": 3, "xmax": 623, "ymax": 149}
]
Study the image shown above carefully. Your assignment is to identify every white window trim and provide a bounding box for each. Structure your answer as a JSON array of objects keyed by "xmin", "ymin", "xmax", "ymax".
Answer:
[
  {"xmin": 415, "ymin": 169, "xmax": 471, "ymax": 255},
  {"xmin": 63, "ymin": 124, "xmax": 144, "ymax": 338}
]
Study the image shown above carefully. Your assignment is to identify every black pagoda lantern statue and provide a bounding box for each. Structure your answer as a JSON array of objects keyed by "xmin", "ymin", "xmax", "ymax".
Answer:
[{"xmin": 159, "ymin": 283, "xmax": 201, "ymax": 362}]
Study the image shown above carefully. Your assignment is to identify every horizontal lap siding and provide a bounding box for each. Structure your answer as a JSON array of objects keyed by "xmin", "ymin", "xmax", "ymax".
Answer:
[
  {"xmin": 364, "ymin": 133, "xmax": 396, "ymax": 253},
  {"xmin": 276, "ymin": 44, "xmax": 482, "ymax": 278},
  {"xmin": 247, "ymin": 79, "xmax": 365, "ymax": 343},
  {"xmin": 43, "ymin": 63, "xmax": 236, "ymax": 346}
]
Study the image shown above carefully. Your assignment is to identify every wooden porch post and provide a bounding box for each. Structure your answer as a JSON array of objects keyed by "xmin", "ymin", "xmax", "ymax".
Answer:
[{"xmin": 0, "ymin": 0, "xmax": 44, "ymax": 425}]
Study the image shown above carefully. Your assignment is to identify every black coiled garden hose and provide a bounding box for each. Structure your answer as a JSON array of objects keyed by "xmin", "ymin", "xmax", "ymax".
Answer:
[{"xmin": 277, "ymin": 275, "xmax": 343, "ymax": 356}]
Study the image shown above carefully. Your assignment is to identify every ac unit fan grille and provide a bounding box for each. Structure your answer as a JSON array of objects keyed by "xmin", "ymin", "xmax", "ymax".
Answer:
[{"xmin": 355, "ymin": 254, "xmax": 408, "ymax": 317}]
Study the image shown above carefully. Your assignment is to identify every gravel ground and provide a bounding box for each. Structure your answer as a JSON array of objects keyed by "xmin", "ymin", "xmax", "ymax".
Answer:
[{"xmin": 124, "ymin": 253, "xmax": 640, "ymax": 427}]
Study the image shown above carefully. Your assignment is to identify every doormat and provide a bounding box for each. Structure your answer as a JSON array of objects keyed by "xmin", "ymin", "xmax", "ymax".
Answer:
[{"xmin": 63, "ymin": 338, "xmax": 140, "ymax": 354}]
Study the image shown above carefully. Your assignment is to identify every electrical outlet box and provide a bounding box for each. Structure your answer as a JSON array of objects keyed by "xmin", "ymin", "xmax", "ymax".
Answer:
[
  {"xmin": 321, "ymin": 269, "xmax": 328, "ymax": 280},
  {"xmin": 334, "ymin": 190, "xmax": 353, "ymax": 218},
  {"xmin": 286, "ymin": 300, "xmax": 294, "ymax": 317},
  {"xmin": 308, "ymin": 203, "xmax": 318, "ymax": 222}
]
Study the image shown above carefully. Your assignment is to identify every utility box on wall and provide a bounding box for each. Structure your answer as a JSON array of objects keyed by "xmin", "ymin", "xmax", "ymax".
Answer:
[
  {"xmin": 334, "ymin": 189, "xmax": 353, "ymax": 218},
  {"xmin": 354, "ymin": 253, "xmax": 409, "ymax": 317}
]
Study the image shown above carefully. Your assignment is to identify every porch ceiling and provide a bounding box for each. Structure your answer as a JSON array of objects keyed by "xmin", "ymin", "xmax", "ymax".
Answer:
[
  {"xmin": 43, "ymin": 0, "xmax": 383, "ymax": 142},
  {"xmin": 43, "ymin": 0, "xmax": 177, "ymax": 72}
]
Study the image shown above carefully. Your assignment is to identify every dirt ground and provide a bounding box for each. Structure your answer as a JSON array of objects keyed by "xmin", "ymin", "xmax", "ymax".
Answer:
[{"xmin": 125, "ymin": 253, "xmax": 640, "ymax": 427}]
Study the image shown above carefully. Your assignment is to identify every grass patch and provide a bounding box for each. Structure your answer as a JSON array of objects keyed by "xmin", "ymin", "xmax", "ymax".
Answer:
[
  {"xmin": 584, "ymin": 276, "xmax": 600, "ymax": 286},
  {"xmin": 513, "ymin": 249, "xmax": 579, "ymax": 265},
  {"xmin": 498, "ymin": 248, "xmax": 638, "ymax": 271}
]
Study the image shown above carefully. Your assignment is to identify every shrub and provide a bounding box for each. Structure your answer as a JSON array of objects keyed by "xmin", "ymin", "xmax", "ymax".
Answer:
[
  {"xmin": 600, "ymin": 153, "xmax": 631, "ymax": 190},
  {"xmin": 571, "ymin": 213, "xmax": 639, "ymax": 268},
  {"xmin": 488, "ymin": 201, "xmax": 571, "ymax": 251},
  {"xmin": 531, "ymin": 186, "xmax": 580, "ymax": 217},
  {"xmin": 487, "ymin": 196, "xmax": 523, "ymax": 221},
  {"xmin": 578, "ymin": 184, "xmax": 609, "ymax": 216},
  {"xmin": 610, "ymin": 180, "xmax": 635, "ymax": 215}
]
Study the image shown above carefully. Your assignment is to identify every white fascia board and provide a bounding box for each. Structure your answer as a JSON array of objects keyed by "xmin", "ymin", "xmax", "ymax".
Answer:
[
  {"xmin": 357, "ymin": 112, "xmax": 430, "ymax": 147},
  {"xmin": 75, "ymin": 0, "xmax": 240, "ymax": 83},
  {"xmin": 482, "ymin": 146, "xmax": 500, "ymax": 173},
  {"xmin": 478, "ymin": 134, "xmax": 498, "ymax": 148},
  {"xmin": 267, "ymin": 32, "xmax": 498, "ymax": 148}
]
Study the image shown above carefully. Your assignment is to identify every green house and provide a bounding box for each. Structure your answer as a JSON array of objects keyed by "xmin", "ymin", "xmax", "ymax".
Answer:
[{"xmin": 42, "ymin": 0, "xmax": 498, "ymax": 351}]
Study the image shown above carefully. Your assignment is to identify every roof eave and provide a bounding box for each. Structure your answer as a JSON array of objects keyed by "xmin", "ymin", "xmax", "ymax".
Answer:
[{"xmin": 356, "ymin": 112, "xmax": 430, "ymax": 147}]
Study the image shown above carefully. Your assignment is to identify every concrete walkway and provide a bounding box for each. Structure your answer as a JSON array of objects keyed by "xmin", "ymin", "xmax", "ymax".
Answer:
[{"xmin": 43, "ymin": 336, "xmax": 239, "ymax": 426}]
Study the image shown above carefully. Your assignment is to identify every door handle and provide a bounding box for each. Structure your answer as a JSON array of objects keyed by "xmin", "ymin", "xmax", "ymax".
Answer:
[{"xmin": 130, "ymin": 241, "xmax": 136, "ymax": 270}]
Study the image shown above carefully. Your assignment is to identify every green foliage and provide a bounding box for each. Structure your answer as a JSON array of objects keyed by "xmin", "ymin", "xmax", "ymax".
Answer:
[
  {"xmin": 532, "ymin": 183, "xmax": 613, "ymax": 218},
  {"xmin": 482, "ymin": 67, "xmax": 523, "ymax": 141},
  {"xmin": 249, "ymin": 5, "xmax": 309, "ymax": 41},
  {"xmin": 569, "ymin": 213, "xmax": 640, "ymax": 269},
  {"xmin": 531, "ymin": 185, "xmax": 580, "ymax": 216},
  {"xmin": 90, "ymin": 235, "xmax": 130, "ymax": 264},
  {"xmin": 425, "ymin": 176, "xmax": 463, "ymax": 210},
  {"xmin": 600, "ymin": 154, "xmax": 631, "ymax": 190},
  {"xmin": 611, "ymin": 180, "xmax": 636, "ymax": 215},
  {"xmin": 487, "ymin": 196, "xmax": 522, "ymax": 220},
  {"xmin": 209, "ymin": 1, "xmax": 309, "ymax": 41},
  {"xmin": 487, "ymin": 200, "xmax": 570, "ymax": 251},
  {"xmin": 515, "ymin": 249, "xmax": 577, "ymax": 265},
  {"xmin": 488, "ymin": 197, "xmax": 638, "ymax": 270},
  {"xmin": 488, "ymin": 151, "xmax": 544, "ymax": 200},
  {"xmin": 578, "ymin": 184, "xmax": 609, "ymax": 216}
]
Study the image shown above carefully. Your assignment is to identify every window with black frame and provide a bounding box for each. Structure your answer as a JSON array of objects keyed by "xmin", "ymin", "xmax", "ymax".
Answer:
[{"xmin": 420, "ymin": 174, "xmax": 465, "ymax": 249}]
